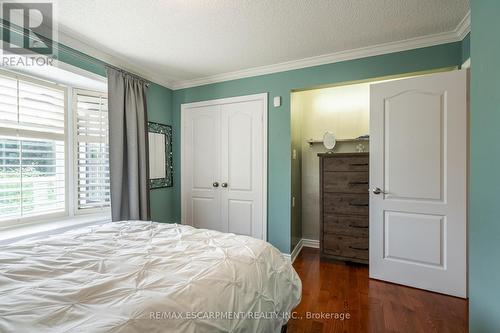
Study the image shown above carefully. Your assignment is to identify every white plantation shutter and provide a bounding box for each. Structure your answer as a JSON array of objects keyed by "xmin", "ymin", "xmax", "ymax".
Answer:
[
  {"xmin": 0, "ymin": 75, "xmax": 18, "ymax": 127},
  {"xmin": 0, "ymin": 74, "xmax": 65, "ymax": 136},
  {"xmin": 0, "ymin": 72, "xmax": 66, "ymax": 222},
  {"xmin": 74, "ymin": 89, "xmax": 110, "ymax": 211}
]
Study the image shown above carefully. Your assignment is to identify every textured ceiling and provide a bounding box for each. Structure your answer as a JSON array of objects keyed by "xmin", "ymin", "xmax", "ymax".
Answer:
[{"xmin": 52, "ymin": 0, "xmax": 469, "ymax": 86}]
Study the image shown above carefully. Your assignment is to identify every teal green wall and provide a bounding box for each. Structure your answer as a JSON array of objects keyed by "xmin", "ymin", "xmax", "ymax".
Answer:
[
  {"xmin": 0, "ymin": 27, "xmax": 176, "ymax": 223},
  {"xmin": 470, "ymin": 1, "xmax": 500, "ymax": 331},
  {"xmin": 146, "ymin": 84, "xmax": 175, "ymax": 223},
  {"xmin": 461, "ymin": 32, "xmax": 470, "ymax": 63},
  {"xmin": 172, "ymin": 42, "xmax": 463, "ymax": 253}
]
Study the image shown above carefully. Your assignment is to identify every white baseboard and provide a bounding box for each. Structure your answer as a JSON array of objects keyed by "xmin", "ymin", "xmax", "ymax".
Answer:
[
  {"xmin": 302, "ymin": 238, "xmax": 320, "ymax": 249},
  {"xmin": 286, "ymin": 238, "xmax": 320, "ymax": 263},
  {"xmin": 289, "ymin": 240, "xmax": 303, "ymax": 263}
]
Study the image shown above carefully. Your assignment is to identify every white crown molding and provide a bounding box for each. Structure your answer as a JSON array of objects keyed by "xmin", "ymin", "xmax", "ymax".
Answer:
[
  {"xmin": 455, "ymin": 10, "xmax": 471, "ymax": 41},
  {"xmin": 0, "ymin": 19, "xmax": 175, "ymax": 88},
  {"xmin": 50, "ymin": 11, "xmax": 470, "ymax": 91},
  {"xmin": 172, "ymin": 11, "xmax": 471, "ymax": 90},
  {"xmin": 56, "ymin": 30, "xmax": 175, "ymax": 89},
  {"xmin": 171, "ymin": 31, "xmax": 460, "ymax": 90}
]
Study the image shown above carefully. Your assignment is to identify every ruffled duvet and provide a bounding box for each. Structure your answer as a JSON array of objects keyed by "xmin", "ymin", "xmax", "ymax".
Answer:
[{"xmin": 0, "ymin": 221, "xmax": 301, "ymax": 332}]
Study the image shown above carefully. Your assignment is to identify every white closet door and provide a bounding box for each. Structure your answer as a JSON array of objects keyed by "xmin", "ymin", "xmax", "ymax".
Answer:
[
  {"xmin": 220, "ymin": 100, "xmax": 264, "ymax": 239},
  {"xmin": 370, "ymin": 70, "xmax": 467, "ymax": 297},
  {"xmin": 183, "ymin": 105, "xmax": 224, "ymax": 231},
  {"xmin": 182, "ymin": 94, "xmax": 267, "ymax": 240}
]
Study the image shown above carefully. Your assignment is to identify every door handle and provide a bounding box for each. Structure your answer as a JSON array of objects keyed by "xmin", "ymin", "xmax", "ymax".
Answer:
[
  {"xmin": 212, "ymin": 182, "xmax": 219, "ymax": 188},
  {"xmin": 221, "ymin": 182, "xmax": 228, "ymax": 188},
  {"xmin": 372, "ymin": 187, "xmax": 387, "ymax": 195}
]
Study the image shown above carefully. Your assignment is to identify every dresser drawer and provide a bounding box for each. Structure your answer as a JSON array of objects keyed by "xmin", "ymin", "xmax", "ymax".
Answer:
[
  {"xmin": 323, "ymin": 171, "xmax": 369, "ymax": 194},
  {"xmin": 323, "ymin": 193, "xmax": 369, "ymax": 216},
  {"xmin": 324, "ymin": 214, "xmax": 368, "ymax": 237},
  {"xmin": 323, "ymin": 234, "xmax": 368, "ymax": 261},
  {"xmin": 323, "ymin": 156, "xmax": 369, "ymax": 172}
]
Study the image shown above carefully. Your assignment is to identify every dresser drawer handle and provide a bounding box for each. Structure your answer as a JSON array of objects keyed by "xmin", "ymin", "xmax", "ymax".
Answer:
[
  {"xmin": 349, "ymin": 246, "xmax": 368, "ymax": 251},
  {"xmin": 348, "ymin": 203, "xmax": 368, "ymax": 207},
  {"xmin": 348, "ymin": 181, "xmax": 369, "ymax": 185},
  {"xmin": 349, "ymin": 163, "xmax": 368, "ymax": 166},
  {"xmin": 349, "ymin": 225, "xmax": 368, "ymax": 228}
]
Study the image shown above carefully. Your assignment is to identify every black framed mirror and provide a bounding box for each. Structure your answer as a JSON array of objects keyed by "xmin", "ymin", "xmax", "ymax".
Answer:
[{"xmin": 148, "ymin": 122, "xmax": 173, "ymax": 189}]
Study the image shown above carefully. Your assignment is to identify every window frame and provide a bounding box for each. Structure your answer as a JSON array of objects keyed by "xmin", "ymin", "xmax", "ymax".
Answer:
[
  {"xmin": 72, "ymin": 88, "xmax": 110, "ymax": 215},
  {"xmin": 0, "ymin": 68, "xmax": 110, "ymax": 229}
]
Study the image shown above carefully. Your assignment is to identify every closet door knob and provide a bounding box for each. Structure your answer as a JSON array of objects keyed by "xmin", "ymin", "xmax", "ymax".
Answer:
[
  {"xmin": 221, "ymin": 182, "xmax": 228, "ymax": 188},
  {"xmin": 212, "ymin": 182, "xmax": 219, "ymax": 188},
  {"xmin": 372, "ymin": 187, "xmax": 387, "ymax": 195}
]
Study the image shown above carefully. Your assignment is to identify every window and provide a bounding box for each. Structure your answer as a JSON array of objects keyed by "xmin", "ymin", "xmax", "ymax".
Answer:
[
  {"xmin": 73, "ymin": 89, "xmax": 110, "ymax": 212},
  {"xmin": 0, "ymin": 138, "xmax": 65, "ymax": 221},
  {"xmin": 0, "ymin": 73, "xmax": 66, "ymax": 222},
  {"xmin": 0, "ymin": 70, "xmax": 109, "ymax": 226}
]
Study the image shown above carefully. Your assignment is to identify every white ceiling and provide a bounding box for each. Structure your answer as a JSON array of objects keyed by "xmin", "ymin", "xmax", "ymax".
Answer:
[{"xmin": 52, "ymin": 0, "xmax": 470, "ymax": 89}]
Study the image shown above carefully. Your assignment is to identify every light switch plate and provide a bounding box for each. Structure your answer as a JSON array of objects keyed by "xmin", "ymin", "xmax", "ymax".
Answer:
[
  {"xmin": 292, "ymin": 149, "xmax": 297, "ymax": 160},
  {"xmin": 273, "ymin": 96, "xmax": 281, "ymax": 107}
]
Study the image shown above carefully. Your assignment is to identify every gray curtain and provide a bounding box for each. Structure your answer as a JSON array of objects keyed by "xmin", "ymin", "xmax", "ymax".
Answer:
[{"xmin": 107, "ymin": 67, "xmax": 150, "ymax": 221}]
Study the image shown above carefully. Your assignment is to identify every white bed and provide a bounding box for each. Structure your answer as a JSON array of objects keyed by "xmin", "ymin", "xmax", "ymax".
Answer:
[{"xmin": 0, "ymin": 221, "xmax": 301, "ymax": 332}]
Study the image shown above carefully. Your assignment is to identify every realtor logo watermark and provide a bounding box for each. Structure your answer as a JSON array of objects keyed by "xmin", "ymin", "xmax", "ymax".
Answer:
[{"xmin": 1, "ymin": 1, "xmax": 56, "ymax": 66}]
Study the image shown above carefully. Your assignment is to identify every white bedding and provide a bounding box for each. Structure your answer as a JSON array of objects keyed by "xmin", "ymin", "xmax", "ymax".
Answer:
[{"xmin": 0, "ymin": 221, "xmax": 301, "ymax": 332}]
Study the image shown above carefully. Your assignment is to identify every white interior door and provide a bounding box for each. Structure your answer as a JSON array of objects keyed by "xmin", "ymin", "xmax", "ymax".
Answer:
[
  {"xmin": 369, "ymin": 70, "xmax": 467, "ymax": 298},
  {"xmin": 183, "ymin": 105, "xmax": 223, "ymax": 231},
  {"xmin": 221, "ymin": 100, "xmax": 264, "ymax": 238},
  {"xmin": 181, "ymin": 94, "xmax": 267, "ymax": 240}
]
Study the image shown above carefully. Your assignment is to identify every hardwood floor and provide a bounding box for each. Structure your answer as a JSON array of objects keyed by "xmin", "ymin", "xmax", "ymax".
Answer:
[{"xmin": 288, "ymin": 247, "xmax": 468, "ymax": 333}]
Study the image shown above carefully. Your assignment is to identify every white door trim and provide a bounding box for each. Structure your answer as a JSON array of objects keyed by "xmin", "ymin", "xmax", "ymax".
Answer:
[{"xmin": 181, "ymin": 93, "xmax": 268, "ymax": 241}]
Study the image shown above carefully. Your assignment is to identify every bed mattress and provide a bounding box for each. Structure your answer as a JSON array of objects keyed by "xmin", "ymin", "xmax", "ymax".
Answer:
[{"xmin": 0, "ymin": 221, "xmax": 301, "ymax": 332}]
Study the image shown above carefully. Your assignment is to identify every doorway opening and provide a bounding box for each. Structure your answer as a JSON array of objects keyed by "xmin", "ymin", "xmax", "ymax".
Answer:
[
  {"xmin": 290, "ymin": 81, "xmax": 371, "ymax": 260},
  {"xmin": 290, "ymin": 67, "xmax": 467, "ymax": 298},
  {"xmin": 289, "ymin": 67, "xmax": 455, "ymax": 260}
]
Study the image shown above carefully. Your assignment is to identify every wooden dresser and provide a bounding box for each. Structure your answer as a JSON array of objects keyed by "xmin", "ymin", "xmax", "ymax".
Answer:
[{"xmin": 318, "ymin": 152, "xmax": 369, "ymax": 264}]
